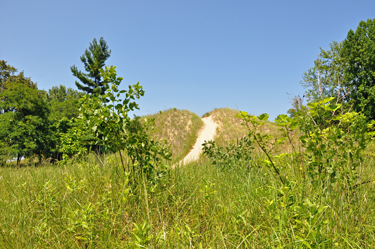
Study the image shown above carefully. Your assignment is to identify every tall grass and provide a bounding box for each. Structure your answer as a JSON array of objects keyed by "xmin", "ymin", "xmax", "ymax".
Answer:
[
  {"xmin": 1, "ymin": 108, "xmax": 375, "ymax": 247},
  {"xmin": 1, "ymin": 150, "xmax": 375, "ymax": 248}
]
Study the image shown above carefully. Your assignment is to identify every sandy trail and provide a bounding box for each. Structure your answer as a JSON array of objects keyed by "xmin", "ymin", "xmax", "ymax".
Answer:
[{"xmin": 179, "ymin": 116, "xmax": 218, "ymax": 165}]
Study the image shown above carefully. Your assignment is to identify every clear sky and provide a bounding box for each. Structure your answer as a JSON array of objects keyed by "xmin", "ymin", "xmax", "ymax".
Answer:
[{"xmin": 2, "ymin": 0, "xmax": 375, "ymax": 120}]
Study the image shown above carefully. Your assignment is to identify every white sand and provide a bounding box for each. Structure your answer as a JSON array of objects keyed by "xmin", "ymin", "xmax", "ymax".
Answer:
[{"xmin": 179, "ymin": 116, "xmax": 218, "ymax": 165}]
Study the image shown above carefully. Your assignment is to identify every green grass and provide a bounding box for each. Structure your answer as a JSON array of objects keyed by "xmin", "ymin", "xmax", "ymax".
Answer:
[
  {"xmin": 1, "ymin": 151, "xmax": 375, "ymax": 248},
  {"xmin": 144, "ymin": 108, "xmax": 204, "ymax": 163},
  {"xmin": 2, "ymin": 108, "xmax": 375, "ymax": 247}
]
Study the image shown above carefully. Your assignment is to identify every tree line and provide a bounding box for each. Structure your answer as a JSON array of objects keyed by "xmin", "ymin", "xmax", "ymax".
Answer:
[
  {"xmin": 2, "ymin": 18, "xmax": 375, "ymax": 166},
  {"xmin": 0, "ymin": 38, "xmax": 111, "ymax": 165}
]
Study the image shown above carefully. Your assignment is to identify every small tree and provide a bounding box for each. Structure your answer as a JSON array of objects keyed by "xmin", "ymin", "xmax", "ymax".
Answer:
[{"xmin": 78, "ymin": 65, "xmax": 171, "ymax": 178}]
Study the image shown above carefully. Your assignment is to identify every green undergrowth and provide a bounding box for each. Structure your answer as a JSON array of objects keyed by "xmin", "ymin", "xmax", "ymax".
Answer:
[
  {"xmin": 143, "ymin": 108, "xmax": 204, "ymax": 163},
  {"xmin": 1, "ymin": 152, "xmax": 375, "ymax": 247},
  {"xmin": 2, "ymin": 104, "xmax": 375, "ymax": 248}
]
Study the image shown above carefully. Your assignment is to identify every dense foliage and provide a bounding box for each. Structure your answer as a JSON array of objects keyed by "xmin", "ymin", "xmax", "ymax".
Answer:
[
  {"xmin": 0, "ymin": 60, "xmax": 51, "ymax": 165},
  {"xmin": 0, "ymin": 60, "xmax": 87, "ymax": 165},
  {"xmin": 47, "ymin": 85, "xmax": 84, "ymax": 121},
  {"xmin": 342, "ymin": 18, "xmax": 375, "ymax": 119}
]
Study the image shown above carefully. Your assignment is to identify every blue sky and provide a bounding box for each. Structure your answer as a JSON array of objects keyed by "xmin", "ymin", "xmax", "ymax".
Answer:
[{"xmin": 2, "ymin": 0, "xmax": 375, "ymax": 120}]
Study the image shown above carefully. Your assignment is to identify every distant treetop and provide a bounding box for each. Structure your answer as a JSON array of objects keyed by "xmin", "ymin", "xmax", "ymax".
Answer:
[{"xmin": 70, "ymin": 37, "xmax": 111, "ymax": 95}]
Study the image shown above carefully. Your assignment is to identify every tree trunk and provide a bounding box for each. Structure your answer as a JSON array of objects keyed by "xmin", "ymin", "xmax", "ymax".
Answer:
[{"xmin": 17, "ymin": 154, "xmax": 21, "ymax": 166}]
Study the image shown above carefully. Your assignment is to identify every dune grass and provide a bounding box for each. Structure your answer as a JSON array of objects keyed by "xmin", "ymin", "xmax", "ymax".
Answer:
[
  {"xmin": 209, "ymin": 108, "xmax": 282, "ymax": 147},
  {"xmin": 144, "ymin": 108, "xmax": 204, "ymax": 163}
]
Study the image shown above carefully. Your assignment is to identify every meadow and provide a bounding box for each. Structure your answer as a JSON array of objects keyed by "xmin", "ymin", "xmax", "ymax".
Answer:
[{"xmin": 1, "ymin": 106, "xmax": 375, "ymax": 248}]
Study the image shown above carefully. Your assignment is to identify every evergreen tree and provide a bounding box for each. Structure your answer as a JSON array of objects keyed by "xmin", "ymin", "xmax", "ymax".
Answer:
[{"xmin": 70, "ymin": 37, "xmax": 111, "ymax": 95}]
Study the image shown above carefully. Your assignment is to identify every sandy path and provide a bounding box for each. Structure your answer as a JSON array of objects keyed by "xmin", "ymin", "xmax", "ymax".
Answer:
[{"xmin": 179, "ymin": 116, "xmax": 218, "ymax": 165}]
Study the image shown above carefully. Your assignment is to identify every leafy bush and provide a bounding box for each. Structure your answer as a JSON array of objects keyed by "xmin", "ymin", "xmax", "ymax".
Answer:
[
  {"xmin": 201, "ymin": 96, "xmax": 375, "ymax": 247},
  {"xmin": 202, "ymin": 136, "xmax": 253, "ymax": 171}
]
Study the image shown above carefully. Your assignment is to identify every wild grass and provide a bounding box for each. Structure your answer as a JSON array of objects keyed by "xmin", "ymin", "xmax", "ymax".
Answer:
[
  {"xmin": 2, "ymin": 108, "xmax": 375, "ymax": 248},
  {"xmin": 144, "ymin": 108, "xmax": 204, "ymax": 163},
  {"xmin": 1, "ymin": 151, "xmax": 375, "ymax": 248}
]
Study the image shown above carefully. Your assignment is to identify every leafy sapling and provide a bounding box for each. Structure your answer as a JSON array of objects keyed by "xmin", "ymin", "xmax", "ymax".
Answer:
[
  {"xmin": 78, "ymin": 65, "xmax": 171, "ymax": 182},
  {"xmin": 79, "ymin": 65, "xmax": 144, "ymax": 172},
  {"xmin": 237, "ymin": 112, "xmax": 286, "ymax": 184}
]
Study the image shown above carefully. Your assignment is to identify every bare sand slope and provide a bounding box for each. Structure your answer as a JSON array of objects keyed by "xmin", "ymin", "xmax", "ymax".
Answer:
[{"xmin": 179, "ymin": 116, "xmax": 218, "ymax": 165}]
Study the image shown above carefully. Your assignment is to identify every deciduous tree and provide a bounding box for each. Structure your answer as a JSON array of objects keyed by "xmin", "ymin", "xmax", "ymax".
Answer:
[
  {"xmin": 47, "ymin": 85, "xmax": 84, "ymax": 121},
  {"xmin": 342, "ymin": 18, "xmax": 375, "ymax": 119},
  {"xmin": 300, "ymin": 42, "xmax": 348, "ymax": 103},
  {"xmin": 0, "ymin": 61, "xmax": 51, "ymax": 165}
]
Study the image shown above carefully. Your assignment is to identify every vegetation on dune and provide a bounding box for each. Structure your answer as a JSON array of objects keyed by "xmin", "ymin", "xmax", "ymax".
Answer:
[
  {"xmin": 209, "ymin": 108, "xmax": 248, "ymax": 147},
  {"xmin": 144, "ymin": 108, "xmax": 204, "ymax": 162},
  {"xmin": 209, "ymin": 107, "xmax": 280, "ymax": 147}
]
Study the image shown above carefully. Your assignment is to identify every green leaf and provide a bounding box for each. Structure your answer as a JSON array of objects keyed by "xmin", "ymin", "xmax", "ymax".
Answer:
[
  {"xmin": 115, "ymin": 104, "xmax": 122, "ymax": 110},
  {"xmin": 305, "ymin": 199, "xmax": 313, "ymax": 207},
  {"xmin": 261, "ymin": 160, "xmax": 272, "ymax": 167},
  {"xmin": 258, "ymin": 113, "xmax": 269, "ymax": 121},
  {"xmin": 318, "ymin": 206, "xmax": 328, "ymax": 213},
  {"xmin": 307, "ymin": 102, "xmax": 317, "ymax": 109}
]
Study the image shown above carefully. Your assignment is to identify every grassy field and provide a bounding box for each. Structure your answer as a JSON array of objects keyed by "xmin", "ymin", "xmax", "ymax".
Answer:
[
  {"xmin": 1, "ymin": 153, "xmax": 375, "ymax": 248},
  {"xmin": 1, "ymin": 109, "xmax": 375, "ymax": 248}
]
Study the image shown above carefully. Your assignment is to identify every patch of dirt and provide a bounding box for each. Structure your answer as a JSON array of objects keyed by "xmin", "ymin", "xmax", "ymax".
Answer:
[{"xmin": 185, "ymin": 120, "xmax": 192, "ymax": 131}]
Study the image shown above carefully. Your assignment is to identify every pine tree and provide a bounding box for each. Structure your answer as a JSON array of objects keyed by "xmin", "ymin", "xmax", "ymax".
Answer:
[{"xmin": 70, "ymin": 37, "xmax": 111, "ymax": 95}]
